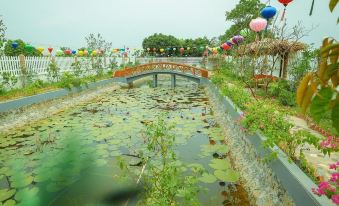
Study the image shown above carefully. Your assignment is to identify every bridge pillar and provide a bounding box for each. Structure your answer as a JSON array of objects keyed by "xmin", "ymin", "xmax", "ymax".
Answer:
[
  {"xmin": 171, "ymin": 74, "xmax": 176, "ymax": 88},
  {"xmin": 153, "ymin": 74, "xmax": 158, "ymax": 88}
]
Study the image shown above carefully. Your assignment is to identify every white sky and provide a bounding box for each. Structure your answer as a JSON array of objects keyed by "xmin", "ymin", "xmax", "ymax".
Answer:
[{"xmin": 1, "ymin": 0, "xmax": 338, "ymax": 49}]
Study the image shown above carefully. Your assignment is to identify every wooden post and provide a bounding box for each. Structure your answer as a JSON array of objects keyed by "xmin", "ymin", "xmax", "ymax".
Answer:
[
  {"xmin": 282, "ymin": 53, "xmax": 289, "ymax": 79},
  {"xmin": 18, "ymin": 54, "xmax": 27, "ymax": 88},
  {"xmin": 74, "ymin": 56, "xmax": 78, "ymax": 63},
  {"xmin": 52, "ymin": 56, "xmax": 56, "ymax": 64},
  {"xmin": 19, "ymin": 54, "xmax": 26, "ymax": 74}
]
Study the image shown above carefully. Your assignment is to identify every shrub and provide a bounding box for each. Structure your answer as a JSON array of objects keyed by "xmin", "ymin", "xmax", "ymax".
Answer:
[
  {"xmin": 58, "ymin": 72, "xmax": 88, "ymax": 89},
  {"xmin": 268, "ymin": 79, "xmax": 296, "ymax": 107},
  {"xmin": 46, "ymin": 61, "xmax": 60, "ymax": 82},
  {"xmin": 221, "ymin": 85, "xmax": 252, "ymax": 110},
  {"xmin": 29, "ymin": 79, "xmax": 45, "ymax": 89},
  {"xmin": 1, "ymin": 72, "xmax": 17, "ymax": 89}
]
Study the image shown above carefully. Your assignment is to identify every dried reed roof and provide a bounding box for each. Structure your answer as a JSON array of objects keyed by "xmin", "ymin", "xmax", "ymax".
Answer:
[{"xmin": 236, "ymin": 38, "xmax": 306, "ymax": 56}]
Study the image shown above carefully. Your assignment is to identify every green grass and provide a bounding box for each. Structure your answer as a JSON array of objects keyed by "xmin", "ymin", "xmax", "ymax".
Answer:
[{"xmin": 0, "ymin": 73, "xmax": 112, "ymax": 102}]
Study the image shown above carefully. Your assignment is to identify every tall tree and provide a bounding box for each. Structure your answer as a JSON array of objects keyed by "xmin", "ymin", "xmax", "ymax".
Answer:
[
  {"xmin": 0, "ymin": 17, "xmax": 7, "ymax": 55},
  {"xmin": 85, "ymin": 33, "xmax": 112, "ymax": 52},
  {"xmin": 219, "ymin": 0, "xmax": 265, "ymax": 43},
  {"xmin": 142, "ymin": 34, "xmax": 210, "ymax": 57},
  {"xmin": 4, "ymin": 39, "xmax": 41, "ymax": 56}
]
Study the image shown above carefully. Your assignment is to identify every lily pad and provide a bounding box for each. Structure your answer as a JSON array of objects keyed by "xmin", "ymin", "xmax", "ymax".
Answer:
[
  {"xmin": 15, "ymin": 187, "xmax": 38, "ymax": 201},
  {"xmin": 11, "ymin": 176, "xmax": 34, "ymax": 188},
  {"xmin": 200, "ymin": 144, "xmax": 229, "ymax": 157},
  {"xmin": 209, "ymin": 159, "xmax": 231, "ymax": 170},
  {"xmin": 3, "ymin": 199, "xmax": 16, "ymax": 206},
  {"xmin": 96, "ymin": 159, "xmax": 107, "ymax": 166},
  {"xmin": 214, "ymin": 170, "xmax": 239, "ymax": 183},
  {"xmin": 0, "ymin": 189, "xmax": 16, "ymax": 202},
  {"xmin": 199, "ymin": 173, "xmax": 217, "ymax": 183}
]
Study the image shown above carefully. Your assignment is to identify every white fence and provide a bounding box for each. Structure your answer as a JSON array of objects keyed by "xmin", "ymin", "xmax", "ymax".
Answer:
[
  {"xmin": 0, "ymin": 56, "xmax": 128, "ymax": 78},
  {"xmin": 0, "ymin": 56, "xmax": 208, "ymax": 79}
]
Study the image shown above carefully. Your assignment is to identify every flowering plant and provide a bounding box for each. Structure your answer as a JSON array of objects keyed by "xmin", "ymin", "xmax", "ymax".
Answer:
[{"xmin": 312, "ymin": 162, "xmax": 339, "ymax": 205}]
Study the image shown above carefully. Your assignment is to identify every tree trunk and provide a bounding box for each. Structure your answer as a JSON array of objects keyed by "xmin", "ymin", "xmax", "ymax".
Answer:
[{"xmin": 282, "ymin": 53, "xmax": 289, "ymax": 79}]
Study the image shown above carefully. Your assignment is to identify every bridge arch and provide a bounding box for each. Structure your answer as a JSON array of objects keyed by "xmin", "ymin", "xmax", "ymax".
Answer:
[{"xmin": 113, "ymin": 62, "xmax": 209, "ymax": 87}]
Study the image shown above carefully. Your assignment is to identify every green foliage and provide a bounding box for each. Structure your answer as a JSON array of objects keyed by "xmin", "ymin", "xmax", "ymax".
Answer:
[
  {"xmin": 296, "ymin": 38, "xmax": 338, "ymax": 133},
  {"xmin": 142, "ymin": 33, "xmax": 210, "ymax": 57},
  {"xmin": 85, "ymin": 33, "xmax": 112, "ymax": 53},
  {"xmin": 1, "ymin": 72, "xmax": 18, "ymax": 89},
  {"xmin": 46, "ymin": 61, "xmax": 60, "ymax": 82},
  {"xmin": 71, "ymin": 61, "xmax": 83, "ymax": 77},
  {"xmin": 310, "ymin": 88, "xmax": 334, "ymax": 122},
  {"xmin": 138, "ymin": 116, "xmax": 201, "ymax": 205},
  {"xmin": 4, "ymin": 39, "xmax": 41, "ymax": 56},
  {"xmin": 221, "ymin": 85, "xmax": 252, "ymax": 110},
  {"xmin": 0, "ymin": 17, "xmax": 6, "ymax": 54},
  {"xmin": 58, "ymin": 72, "xmax": 88, "ymax": 89},
  {"xmin": 220, "ymin": 0, "xmax": 265, "ymax": 42},
  {"xmin": 29, "ymin": 79, "xmax": 45, "ymax": 89},
  {"xmin": 290, "ymin": 48, "xmax": 319, "ymax": 90},
  {"xmin": 268, "ymin": 80, "xmax": 296, "ymax": 107},
  {"xmin": 92, "ymin": 58, "xmax": 104, "ymax": 76},
  {"xmin": 298, "ymin": 152, "xmax": 319, "ymax": 183}
]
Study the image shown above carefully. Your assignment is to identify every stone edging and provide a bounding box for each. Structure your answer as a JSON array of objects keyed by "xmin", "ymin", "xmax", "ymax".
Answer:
[
  {"xmin": 204, "ymin": 80, "xmax": 333, "ymax": 206},
  {"xmin": 0, "ymin": 79, "xmax": 119, "ymax": 113}
]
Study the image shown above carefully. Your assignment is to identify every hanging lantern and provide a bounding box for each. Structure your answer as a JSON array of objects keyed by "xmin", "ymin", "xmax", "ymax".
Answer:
[
  {"xmin": 160, "ymin": 48, "xmax": 165, "ymax": 53},
  {"xmin": 72, "ymin": 50, "xmax": 76, "ymax": 55},
  {"xmin": 221, "ymin": 43, "xmax": 231, "ymax": 51},
  {"xmin": 88, "ymin": 50, "xmax": 92, "ymax": 55},
  {"xmin": 12, "ymin": 42, "xmax": 18, "ymax": 49},
  {"xmin": 78, "ymin": 50, "xmax": 84, "ymax": 56},
  {"xmin": 37, "ymin": 47, "xmax": 44, "ymax": 54},
  {"xmin": 166, "ymin": 47, "xmax": 171, "ymax": 51},
  {"xmin": 249, "ymin": 17, "xmax": 267, "ymax": 32},
  {"xmin": 48, "ymin": 47, "xmax": 53, "ymax": 53},
  {"xmin": 226, "ymin": 41, "xmax": 234, "ymax": 46},
  {"xmin": 147, "ymin": 48, "xmax": 150, "ymax": 51},
  {"xmin": 84, "ymin": 50, "xmax": 88, "ymax": 55},
  {"xmin": 260, "ymin": 6, "xmax": 277, "ymax": 20},
  {"xmin": 278, "ymin": 0, "xmax": 293, "ymax": 20},
  {"xmin": 240, "ymin": 29, "xmax": 251, "ymax": 37},
  {"xmin": 25, "ymin": 44, "xmax": 34, "ymax": 52},
  {"xmin": 232, "ymin": 35, "xmax": 244, "ymax": 45},
  {"xmin": 199, "ymin": 46, "xmax": 205, "ymax": 52},
  {"xmin": 152, "ymin": 48, "xmax": 156, "ymax": 52},
  {"xmin": 173, "ymin": 48, "xmax": 177, "ymax": 51},
  {"xmin": 187, "ymin": 47, "xmax": 190, "ymax": 50},
  {"xmin": 180, "ymin": 47, "xmax": 185, "ymax": 53},
  {"xmin": 212, "ymin": 48, "xmax": 218, "ymax": 54},
  {"xmin": 65, "ymin": 49, "xmax": 71, "ymax": 55},
  {"xmin": 92, "ymin": 50, "xmax": 97, "ymax": 56},
  {"xmin": 56, "ymin": 50, "xmax": 64, "ymax": 56}
]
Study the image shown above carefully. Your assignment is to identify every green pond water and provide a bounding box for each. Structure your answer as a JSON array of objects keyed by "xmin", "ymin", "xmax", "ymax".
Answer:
[{"xmin": 0, "ymin": 79, "xmax": 250, "ymax": 206}]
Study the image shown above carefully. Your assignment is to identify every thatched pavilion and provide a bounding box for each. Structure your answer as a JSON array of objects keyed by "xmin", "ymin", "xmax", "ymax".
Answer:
[{"xmin": 236, "ymin": 38, "xmax": 306, "ymax": 79}]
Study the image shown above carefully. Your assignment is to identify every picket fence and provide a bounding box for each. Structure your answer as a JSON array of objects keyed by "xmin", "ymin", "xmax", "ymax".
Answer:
[
  {"xmin": 0, "ymin": 56, "xmax": 128, "ymax": 78},
  {"xmin": 0, "ymin": 56, "xmax": 208, "ymax": 79}
]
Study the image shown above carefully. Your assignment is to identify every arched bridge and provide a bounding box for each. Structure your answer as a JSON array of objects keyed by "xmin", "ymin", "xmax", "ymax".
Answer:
[{"xmin": 112, "ymin": 62, "xmax": 209, "ymax": 88}]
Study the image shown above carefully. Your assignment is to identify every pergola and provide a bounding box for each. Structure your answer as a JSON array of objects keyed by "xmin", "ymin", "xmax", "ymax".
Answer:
[{"xmin": 236, "ymin": 38, "xmax": 306, "ymax": 79}]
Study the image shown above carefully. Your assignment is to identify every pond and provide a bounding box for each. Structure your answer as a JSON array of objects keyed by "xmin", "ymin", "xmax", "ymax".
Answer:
[{"xmin": 0, "ymin": 77, "xmax": 250, "ymax": 206}]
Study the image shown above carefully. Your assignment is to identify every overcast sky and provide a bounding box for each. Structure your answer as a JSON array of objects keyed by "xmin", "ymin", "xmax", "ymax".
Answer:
[{"xmin": 1, "ymin": 0, "xmax": 338, "ymax": 49}]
